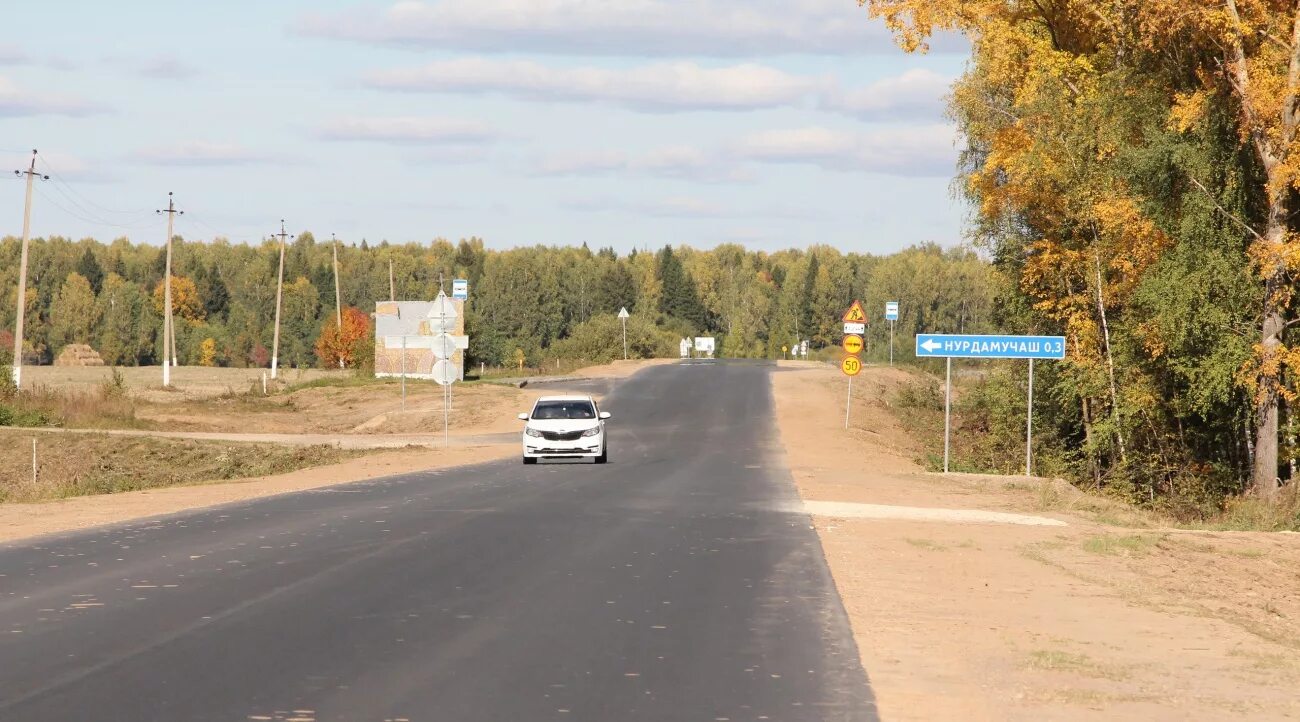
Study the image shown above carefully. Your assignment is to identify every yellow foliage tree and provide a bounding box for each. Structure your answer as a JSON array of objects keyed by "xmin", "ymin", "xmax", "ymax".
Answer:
[
  {"xmin": 198, "ymin": 337, "xmax": 217, "ymax": 367},
  {"xmin": 151, "ymin": 275, "xmax": 205, "ymax": 324}
]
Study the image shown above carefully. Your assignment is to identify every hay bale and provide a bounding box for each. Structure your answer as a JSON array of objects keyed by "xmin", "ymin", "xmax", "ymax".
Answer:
[{"xmin": 54, "ymin": 344, "xmax": 106, "ymax": 367}]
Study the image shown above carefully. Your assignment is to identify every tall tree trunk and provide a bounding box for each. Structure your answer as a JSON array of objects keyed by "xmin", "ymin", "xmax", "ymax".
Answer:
[
  {"xmin": 1090, "ymin": 228, "xmax": 1127, "ymax": 464},
  {"xmin": 1252, "ymin": 209, "xmax": 1285, "ymax": 500}
]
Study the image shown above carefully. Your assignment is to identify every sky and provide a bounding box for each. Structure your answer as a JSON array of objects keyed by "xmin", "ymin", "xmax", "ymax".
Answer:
[{"xmin": 0, "ymin": 0, "xmax": 970, "ymax": 254}]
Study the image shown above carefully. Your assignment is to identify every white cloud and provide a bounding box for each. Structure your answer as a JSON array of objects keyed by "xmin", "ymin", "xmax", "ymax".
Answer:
[
  {"xmin": 735, "ymin": 124, "xmax": 959, "ymax": 176},
  {"xmin": 296, "ymin": 0, "xmax": 949, "ymax": 57},
  {"xmin": 823, "ymin": 68, "xmax": 951, "ymax": 120},
  {"xmin": 564, "ymin": 195, "xmax": 813, "ymax": 219},
  {"xmin": 531, "ymin": 146, "xmax": 751, "ymax": 182},
  {"xmin": 0, "ymin": 75, "xmax": 104, "ymax": 117},
  {"xmin": 317, "ymin": 116, "xmax": 499, "ymax": 144},
  {"xmin": 0, "ymin": 45, "xmax": 27, "ymax": 65},
  {"xmin": 364, "ymin": 59, "xmax": 825, "ymax": 112},
  {"xmin": 130, "ymin": 142, "xmax": 276, "ymax": 167},
  {"xmin": 138, "ymin": 55, "xmax": 200, "ymax": 81}
]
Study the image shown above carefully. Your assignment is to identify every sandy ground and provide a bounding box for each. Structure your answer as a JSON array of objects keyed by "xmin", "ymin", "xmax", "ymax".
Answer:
[
  {"xmin": 21, "ymin": 365, "xmax": 347, "ymax": 402},
  {"xmin": 1, "ymin": 359, "xmax": 665, "ymax": 543},
  {"xmin": 771, "ymin": 361, "xmax": 1300, "ymax": 722}
]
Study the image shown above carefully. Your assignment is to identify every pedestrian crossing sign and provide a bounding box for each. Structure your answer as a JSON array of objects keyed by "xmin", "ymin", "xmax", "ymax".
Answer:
[{"xmin": 842, "ymin": 300, "xmax": 867, "ymax": 324}]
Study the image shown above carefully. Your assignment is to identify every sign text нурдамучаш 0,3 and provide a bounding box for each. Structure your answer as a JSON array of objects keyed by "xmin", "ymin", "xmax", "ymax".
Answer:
[{"xmin": 915, "ymin": 334, "xmax": 1066, "ymax": 360}]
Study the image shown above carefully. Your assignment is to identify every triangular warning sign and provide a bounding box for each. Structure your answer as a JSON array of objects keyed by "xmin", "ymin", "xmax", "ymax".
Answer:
[{"xmin": 842, "ymin": 300, "xmax": 867, "ymax": 323}]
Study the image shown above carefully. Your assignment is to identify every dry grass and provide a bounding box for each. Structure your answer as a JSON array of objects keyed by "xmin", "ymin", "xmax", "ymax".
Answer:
[
  {"xmin": 1025, "ymin": 649, "xmax": 1131, "ymax": 681},
  {"xmin": 0, "ymin": 429, "xmax": 362, "ymax": 503},
  {"xmin": 21, "ymin": 365, "xmax": 348, "ymax": 402}
]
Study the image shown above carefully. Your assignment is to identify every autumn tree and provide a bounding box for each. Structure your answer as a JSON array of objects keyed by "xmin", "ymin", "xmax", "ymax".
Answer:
[
  {"xmin": 314, "ymin": 306, "xmax": 371, "ymax": 369},
  {"xmin": 151, "ymin": 275, "xmax": 205, "ymax": 323}
]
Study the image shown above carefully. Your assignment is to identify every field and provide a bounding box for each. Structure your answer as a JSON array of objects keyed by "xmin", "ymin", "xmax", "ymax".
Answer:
[{"xmin": 20, "ymin": 365, "xmax": 349, "ymax": 402}]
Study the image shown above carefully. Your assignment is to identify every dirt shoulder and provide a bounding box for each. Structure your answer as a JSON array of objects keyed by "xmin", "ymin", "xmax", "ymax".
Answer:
[
  {"xmin": 771, "ymin": 361, "xmax": 1300, "ymax": 722},
  {"xmin": 1, "ymin": 359, "xmax": 663, "ymax": 544}
]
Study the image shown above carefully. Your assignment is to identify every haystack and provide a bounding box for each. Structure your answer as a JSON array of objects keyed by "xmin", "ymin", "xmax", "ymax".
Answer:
[{"xmin": 54, "ymin": 344, "xmax": 106, "ymax": 367}]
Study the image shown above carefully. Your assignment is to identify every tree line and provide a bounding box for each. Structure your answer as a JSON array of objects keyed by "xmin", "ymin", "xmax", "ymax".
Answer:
[
  {"xmin": 0, "ymin": 233, "xmax": 993, "ymax": 371},
  {"xmin": 862, "ymin": 0, "xmax": 1300, "ymax": 509}
]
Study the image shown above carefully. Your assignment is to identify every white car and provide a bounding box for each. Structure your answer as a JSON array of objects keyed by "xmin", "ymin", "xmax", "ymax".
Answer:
[{"xmin": 518, "ymin": 395, "xmax": 610, "ymax": 464}]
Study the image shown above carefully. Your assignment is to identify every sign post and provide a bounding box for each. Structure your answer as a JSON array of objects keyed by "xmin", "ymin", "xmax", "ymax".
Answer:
[
  {"xmin": 841, "ymin": 355, "xmax": 862, "ymax": 428},
  {"xmin": 885, "ymin": 302, "xmax": 899, "ymax": 366},
  {"xmin": 618, "ymin": 307, "xmax": 630, "ymax": 360},
  {"xmin": 915, "ymin": 333, "xmax": 1066, "ymax": 475}
]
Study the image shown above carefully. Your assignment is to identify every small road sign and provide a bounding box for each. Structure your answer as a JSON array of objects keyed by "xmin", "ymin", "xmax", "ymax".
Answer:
[
  {"xmin": 885, "ymin": 302, "xmax": 899, "ymax": 321},
  {"xmin": 427, "ymin": 292, "xmax": 459, "ymax": 332},
  {"xmin": 842, "ymin": 300, "xmax": 867, "ymax": 323},
  {"xmin": 452, "ymin": 279, "xmax": 468, "ymax": 300},
  {"xmin": 430, "ymin": 332, "xmax": 457, "ymax": 360},
  {"xmin": 842, "ymin": 335, "xmax": 863, "ymax": 355},
  {"xmin": 618, "ymin": 307, "xmax": 630, "ymax": 319},
  {"xmin": 843, "ymin": 322, "xmax": 865, "ymax": 335},
  {"xmin": 915, "ymin": 334, "xmax": 1066, "ymax": 359},
  {"xmin": 431, "ymin": 359, "xmax": 457, "ymax": 386},
  {"xmin": 841, "ymin": 356, "xmax": 862, "ymax": 376}
]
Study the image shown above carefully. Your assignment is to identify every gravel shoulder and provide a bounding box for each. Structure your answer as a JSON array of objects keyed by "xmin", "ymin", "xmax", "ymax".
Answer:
[{"xmin": 771, "ymin": 361, "xmax": 1300, "ymax": 722}]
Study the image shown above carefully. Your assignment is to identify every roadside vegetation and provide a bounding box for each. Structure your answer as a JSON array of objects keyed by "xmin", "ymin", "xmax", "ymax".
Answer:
[{"xmin": 0, "ymin": 429, "xmax": 360, "ymax": 503}]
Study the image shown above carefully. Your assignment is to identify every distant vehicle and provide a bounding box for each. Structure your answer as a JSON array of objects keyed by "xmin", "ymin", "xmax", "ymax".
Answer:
[{"xmin": 518, "ymin": 395, "xmax": 610, "ymax": 465}]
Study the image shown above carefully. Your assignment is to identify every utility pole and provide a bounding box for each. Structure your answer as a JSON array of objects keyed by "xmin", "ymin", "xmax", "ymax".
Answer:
[
  {"xmin": 10, "ymin": 150, "xmax": 47, "ymax": 389},
  {"xmin": 270, "ymin": 220, "xmax": 290, "ymax": 379},
  {"xmin": 332, "ymin": 233, "xmax": 344, "ymax": 369},
  {"xmin": 388, "ymin": 259, "xmax": 396, "ymax": 302},
  {"xmin": 156, "ymin": 192, "xmax": 182, "ymax": 387}
]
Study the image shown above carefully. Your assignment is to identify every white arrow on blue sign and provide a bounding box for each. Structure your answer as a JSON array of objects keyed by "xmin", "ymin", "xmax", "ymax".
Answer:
[{"xmin": 915, "ymin": 333, "xmax": 1066, "ymax": 360}]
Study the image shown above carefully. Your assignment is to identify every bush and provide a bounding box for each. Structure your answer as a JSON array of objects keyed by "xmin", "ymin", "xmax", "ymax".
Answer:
[{"xmin": 549, "ymin": 314, "xmax": 675, "ymax": 364}]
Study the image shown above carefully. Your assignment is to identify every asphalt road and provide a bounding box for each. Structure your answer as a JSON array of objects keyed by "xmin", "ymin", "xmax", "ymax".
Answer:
[{"xmin": 0, "ymin": 361, "xmax": 876, "ymax": 721}]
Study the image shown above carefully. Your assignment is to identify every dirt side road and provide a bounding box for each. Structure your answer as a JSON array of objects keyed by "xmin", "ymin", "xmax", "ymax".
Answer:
[
  {"xmin": 772, "ymin": 361, "xmax": 1300, "ymax": 722},
  {"xmin": 1, "ymin": 360, "xmax": 663, "ymax": 543}
]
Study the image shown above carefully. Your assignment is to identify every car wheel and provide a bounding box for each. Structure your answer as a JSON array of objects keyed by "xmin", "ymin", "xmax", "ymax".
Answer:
[
  {"xmin": 595, "ymin": 447, "xmax": 608, "ymax": 464},
  {"xmin": 523, "ymin": 456, "xmax": 537, "ymax": 465}
]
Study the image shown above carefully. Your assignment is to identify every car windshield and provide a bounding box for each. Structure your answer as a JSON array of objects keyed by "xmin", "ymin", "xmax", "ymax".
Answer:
[{"xmin": 531, "ymin": 400, "xmax": 596, "ymax": 420}]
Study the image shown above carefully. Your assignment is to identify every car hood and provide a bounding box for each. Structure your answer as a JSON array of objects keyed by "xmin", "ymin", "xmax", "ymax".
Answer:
[{"xmin": 525, "ymin": 419, "xmax": 601, "ymax": 432}]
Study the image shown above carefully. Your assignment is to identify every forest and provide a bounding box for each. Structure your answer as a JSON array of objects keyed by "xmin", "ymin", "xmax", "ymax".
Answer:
[{"xmin": 0, "ymin": 233, "xmax": 993, "ymax": 372}]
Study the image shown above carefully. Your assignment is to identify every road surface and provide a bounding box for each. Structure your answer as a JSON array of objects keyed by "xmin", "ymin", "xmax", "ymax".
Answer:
[{"xmin": 0, "ymin": 361, "xmax": 876, "ymax": 721}]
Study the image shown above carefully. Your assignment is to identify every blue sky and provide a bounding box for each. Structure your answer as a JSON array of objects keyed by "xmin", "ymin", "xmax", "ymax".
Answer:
[{"xmin": 1, "ymin": 0, "xmax": 969, "ymax": 254}]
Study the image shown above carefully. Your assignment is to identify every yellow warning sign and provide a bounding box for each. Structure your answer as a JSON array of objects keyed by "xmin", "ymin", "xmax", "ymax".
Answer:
[
  {"xmin": 842, "ymin": 300, "xmax": 867, "ymax": 324},
  {"xmin": 841, "ymin": 355, "xmax": 862, "ymax": 376},
  {"xmin": 842, "ymin": 334, "xmax": 864, "ymax": 355}
]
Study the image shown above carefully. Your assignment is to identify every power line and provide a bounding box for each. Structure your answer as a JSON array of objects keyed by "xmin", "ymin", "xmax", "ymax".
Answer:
[
  {"xmin": 36, "ymin": 156, "xmax": 152, "ymax": 218},
  {"xmin": 32, "ymin": 185, "xmax": 154, "ymax": 232}
]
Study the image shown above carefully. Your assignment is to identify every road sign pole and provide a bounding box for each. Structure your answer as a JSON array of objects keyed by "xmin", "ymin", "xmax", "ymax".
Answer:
[
  {"xmin": 1026, "ymin": 358, "xmax": 1034, "ymax": 477},
  {"xmin": 622, "ymin": 317, "xmax": 627, "ymax": 360},
  {"xmin": 944, "ymin": 358, "xmax": 952, "ymax": 474},
  {"xmin": 444, "ymin": 382, "xmax": 450, "ymax": 449},
  {"xmin": 845, "ymin": 375, "xmax": 853, "ymax": 429},
  {"xmin": 889, "ymin": 320, "xmax": 895, "ymax": 366}
]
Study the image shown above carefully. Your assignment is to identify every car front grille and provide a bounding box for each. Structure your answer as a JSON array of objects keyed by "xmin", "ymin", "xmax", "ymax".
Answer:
[{"xmin": 541, "ymin": 430, "xmax": 586, "ymax": 441}]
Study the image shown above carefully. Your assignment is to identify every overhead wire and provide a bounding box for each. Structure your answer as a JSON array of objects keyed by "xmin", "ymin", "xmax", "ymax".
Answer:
[{"xmin": 33, "ymin": 184, "xmax": 155, "ymax": 232}]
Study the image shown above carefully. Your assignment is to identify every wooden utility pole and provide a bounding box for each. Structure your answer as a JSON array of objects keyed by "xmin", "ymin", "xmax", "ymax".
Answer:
[
  {"xmin": 157, "ymin": 192, "xmax": 182, "ymax": 387},
  {"xmin": 389, "ymin": 259, "xmax": 396, "ymax": 302},
  {"xmin": 332, "ymin": 233, "xmax": 344, "ymax": 368},
  {"xmin": 270, "ymin": 220, "xmax": 290, "ymax": 379},
  {"xmin": 10, "ymin": 150, "xmax": 46, "ymax": 389}
]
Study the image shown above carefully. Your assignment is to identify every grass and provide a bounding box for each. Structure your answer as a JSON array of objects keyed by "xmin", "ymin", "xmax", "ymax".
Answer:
[
  {"xmin": 1081, "ymin": 534, "xmax": 1162, "ymax": 557},
  {"xmin": 0, "ymin": 380, "xmax": 146, "ymax": 430},
  {"xmin": 1026, "ymin": 649, "xmax": 1130, "ymax": 681},
  {"xmin": 904, "ymin": 537, "xmax": 947, "ymax": 551},
  {"xmin": 0, "ymin": 429, "xmax": 364, "ymax": 503}
]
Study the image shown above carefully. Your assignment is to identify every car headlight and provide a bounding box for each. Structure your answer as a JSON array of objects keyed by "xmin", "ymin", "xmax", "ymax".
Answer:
[
  {"xmin": 525, "ymin": 427, "xmax": 544, "ymax": 438},
  {"xmin": 581, "ymin": 427, "xmax": 601, "ymax": 437}
]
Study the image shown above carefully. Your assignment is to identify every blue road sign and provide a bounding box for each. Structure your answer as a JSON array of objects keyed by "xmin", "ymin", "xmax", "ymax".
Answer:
[
  {"xmin": 452, "ymin": 279, "xmax": 469, "ymax": 300},
  {"xmin": 885, "ymin": 301, "xmax": 899, "ymax": 321},
  {"xmin": 915, "ymin": 334, "xmax": 1066, "ymax": 360}
]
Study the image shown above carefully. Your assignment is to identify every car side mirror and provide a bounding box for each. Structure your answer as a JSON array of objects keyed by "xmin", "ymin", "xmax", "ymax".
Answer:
[
  {"xmin": 517, "ymin": 413, "xmax": 529, "ymax": 421},
  {"xmin": 599, "ymin": 411, "xmax": 611, "ymax": 420}
]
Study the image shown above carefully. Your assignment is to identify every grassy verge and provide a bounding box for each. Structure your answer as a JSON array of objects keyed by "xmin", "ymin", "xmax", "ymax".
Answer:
[
  {"xmin": 889, "ymin": 368, "xmax": 1300, "ymax": 532},
  {"xmin": 0, "ymin": 429, "xmax": 364, "ymax": 503},
  {"xmin": 0, "ymin": 369, "xmax": 146, "ymax": 429}
]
